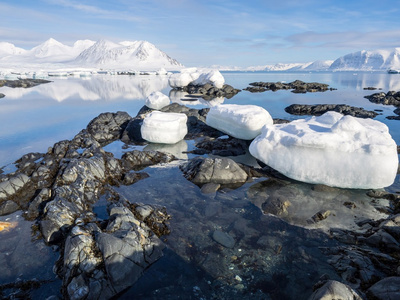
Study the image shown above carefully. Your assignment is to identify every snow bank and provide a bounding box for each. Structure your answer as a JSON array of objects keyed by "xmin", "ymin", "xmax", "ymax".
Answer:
[
  {"xmin": 141, "ymin": 111, "xmax": 187, "ymax": 144},
  {"xmin": 169, "ymin": 68, "xmax": 225, "ymax": 89},
  {"xmin": 206, "ymin": 104, "xmax": 273, "ymax": 140},
  {"xmin": 249, "ymin": 112, "xmax": 398, "ymax": 189},
  {"xmin": 145, "ymin": 91, "xmax": 170, "ymax": 110}
]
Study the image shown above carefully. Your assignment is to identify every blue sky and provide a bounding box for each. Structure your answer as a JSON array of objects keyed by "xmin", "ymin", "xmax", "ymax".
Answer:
[{"xmin": 1, "ymin": 0, "xmax": 400, "ymax": 67}]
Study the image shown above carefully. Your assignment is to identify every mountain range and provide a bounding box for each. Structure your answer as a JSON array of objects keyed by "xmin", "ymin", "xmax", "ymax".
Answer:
[
  {"xmin": 0, "ymin": 38, "xmax": 183, "ymax": 70},
  {"xmin": 0, "ymin": 38, "xmax": 399, "ymax": 71}
]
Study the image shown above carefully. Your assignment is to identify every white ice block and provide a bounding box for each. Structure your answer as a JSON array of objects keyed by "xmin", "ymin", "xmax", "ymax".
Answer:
[
  {"xmin": 141, "ymin": 111, "xmax": 188, "ymax": 144},
  {"xmin": 249, "ymin": 111, "xmax": 398, "ymax": 189},
  {"xmin": 145, "ymin": 91, "xmax": 170, "ymax": 110},
  {"xmin": 168, "ymin": 68, "xmax": 225, "ymax": 89},
  {"xmin": 206, "ymin": 104, "xmax": 273, "ymax": 140}
]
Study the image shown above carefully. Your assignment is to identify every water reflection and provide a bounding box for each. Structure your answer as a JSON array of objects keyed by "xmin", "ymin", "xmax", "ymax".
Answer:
[{"xmin": 1, "ymin": 74, "xmax": 170, "ymax": 101}]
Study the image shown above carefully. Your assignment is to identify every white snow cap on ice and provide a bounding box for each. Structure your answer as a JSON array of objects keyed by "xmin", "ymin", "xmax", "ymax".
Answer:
[
  {"xmin": 249, "ymin": 111, "xmax": 398, "ymax": 189},
  {"xmin": 169, "ymin": 68, "xmax": 225, "ymax": 89},
  {"xmin": 145, "ymin": 91, "xmax": 170, "ymax": 110},
  {"xmin": 141, "ymin": 111, "xmax": 188, "ymax": 144},
  {"xmin": 206, "ymin": 104, "xmax": 273, "ymax": 140}
]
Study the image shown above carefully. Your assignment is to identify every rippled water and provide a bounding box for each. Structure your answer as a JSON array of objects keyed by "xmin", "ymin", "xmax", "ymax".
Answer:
[{"xmin": 0, "ymin": 71, "xmax": 399, "ymax": 299}]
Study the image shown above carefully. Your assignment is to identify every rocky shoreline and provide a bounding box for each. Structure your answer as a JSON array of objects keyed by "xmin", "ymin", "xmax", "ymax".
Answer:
[{"xmin": 0, "ymin": 80, "xmax": 400, "ymax": 299}]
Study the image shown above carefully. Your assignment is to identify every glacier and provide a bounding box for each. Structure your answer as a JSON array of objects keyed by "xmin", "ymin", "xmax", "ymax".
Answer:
[
  {"xmin": 249, "ymin": 111, "xmax": 398, "ymax": 189},
  {"xmin": 206, "ymin": 104, "xmax": 273, "ymax": 140},
  {"xmin": 141, "ymin": 111, "xmax": 188, "ymax": 144},
  {"xmin": 145, "ymin": 91, "xmax": 170, "ymax": 110}
]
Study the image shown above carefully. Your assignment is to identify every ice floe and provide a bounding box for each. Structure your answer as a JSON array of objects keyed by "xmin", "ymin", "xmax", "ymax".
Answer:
[
  {"xmin": 145, "ymin": 91, "xmax": 170, "ymax": 110},
  {"xmin": 141, "ymin": 111, "xmax": 188, "ymax": 144},
  {"xmin": 249, "ymin": 111, "xmax": 398, "ymax": 189},
  {"xmin": 206, "ymin": 104, "xmax": 273, "ymax": 140},
  {"xmin": 168, "ymin": 68, "xmax": 225, "ymax": 89}
]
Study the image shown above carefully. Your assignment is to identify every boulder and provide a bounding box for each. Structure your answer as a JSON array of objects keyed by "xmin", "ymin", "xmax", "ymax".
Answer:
[
  {"xmin": 309, "ymin": 280, "xmax": 362, "ymax": 300},
  {"xmin": 181, "ymin": 156, "xmax": 248, "ymax": 186},
  {"xmin": 367, "ymin": 277, "xmax": 400, "ymax": 300}
]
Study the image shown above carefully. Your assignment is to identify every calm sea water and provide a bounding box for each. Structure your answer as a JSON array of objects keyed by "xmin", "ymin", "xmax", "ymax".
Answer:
[
  {"xmin": 0, "ymin": 71, "xmax": 399, "ymax": 167},
  {"xmin": 0, "ymin": 71, "xmax": 399, "ymax": 299}
]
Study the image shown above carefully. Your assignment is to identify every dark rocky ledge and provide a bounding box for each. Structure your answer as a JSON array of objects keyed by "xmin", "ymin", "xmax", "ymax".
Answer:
[
  {"xmin": 364, "ymin": 90, "xmax": 400, "ymax": 120},
  {"xmin": 285, "ymin": 104, "xmax": 378, "ymax": 118},
  {"xmin": 0, "ymin": 78, "xmax": 51, "ymax": 88},
  {"xmin": 244, "ymin": 80, "xmax": 336, "ymax": 93},
  {"xmin": 170, "ymin": 83, "xmax": 241, "ymax": 100}
]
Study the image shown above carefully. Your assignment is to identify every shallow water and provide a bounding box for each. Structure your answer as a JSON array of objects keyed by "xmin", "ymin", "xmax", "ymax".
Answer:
[{"xmin": 0, "ymin": 71, "xmax": 399, "ymax": 298}]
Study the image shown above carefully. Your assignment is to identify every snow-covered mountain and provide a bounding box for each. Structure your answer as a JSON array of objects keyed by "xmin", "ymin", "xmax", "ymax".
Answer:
[
  {"xmin": 75, "ymin": 40, "xmax": 183, "ymax": 69},
  {"xmin": 329, "ymin": 49, "xmax": 400, "ymax": 71},
  {"xmin": 0, "ymin": 38, "xmax": 184, "ymax": 70}
]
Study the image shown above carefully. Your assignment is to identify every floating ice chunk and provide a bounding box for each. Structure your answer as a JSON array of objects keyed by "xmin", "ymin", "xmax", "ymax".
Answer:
[
  {"xmin": 206, "ymin": 104, "xmax": 273, "ymax": 140},
  {"xmin": 249, "ymin": 111, "xmax": 398, "ymax": 189},
  {"xmin": 141, "ymin": 111, "xmax": 187, "ymax": 144},
  {"xmin": 145, "ymin": 91, "xmax": 170, "ymax": 110},
  {"xmin": 156, "ymin": 68, "xmax": 168, "ymax": 75},
  {"xmin": 168, "ymin": 68, "xmax": 225, "ymax": 89},
  {"xmin": 192, "ymin": 69, "xmax": 225, "ymax": 89}
]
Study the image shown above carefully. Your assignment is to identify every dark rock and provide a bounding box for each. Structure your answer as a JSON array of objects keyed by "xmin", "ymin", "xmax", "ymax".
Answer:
[
  {"xmin": 121, "ymin": 150, "xmax": 176, "ymax": 170},
  {"xmin": 0, "ymin": 79, "xmax": 51, "ymax": 88},
  {"xmin": 0, "ymin": 93, "xmax": 4, "ymax": 98},
  {"xmin": 200, "ymin": 182, "xmax": 221, "ymax": 194},
  {"xmin": 365, "ymin": 91, "xmax": 400, "ymax": 107},
  {"xmin": 180, "ymin": 156, "xmax": 248, "ymax": 186},
  {"xmin": 244, "ymin": 80, "xmax": 335, "ymax": 93},
  {"xmin": 86, "ymin": 111, "xmax": 131, "ymax": 146},
  {"xmin": 261, "ymin": 195, "xmax": 291, "ymax": 216},
  {"xmin": 307, "ymin": 210, "xmax": 331, "ymax": 224},
  {"xmin": 309, "ymin": 280, "xmax": 362, "ymax": 300},
  {"xmin": 285, "ymin": 104, "xmax": 378, "ymax": 118},
  {"xmin": 0, "ymin": 200, "xmax": 19, "ymax": 216},
  {"xmin": 120, "ymin": 117, "xmax": 146, "ymax": 144},
  {"xmin": 194, "ymin": 136, "xmax": 248, "ymax": 156},
  {"xmin": 367, "ymin": 276, "xmax": 400, "ymax": 300},
  {"xmin": 212, "ymin": 230, "xmax": 235, "ymax": 248},
  {"xmin": 171, "ymin": 83, "xmax": 240, "ymax": 100},
  {"xmin": 123, "ymin": 171, "xmax": 149, "ymax": 185}
]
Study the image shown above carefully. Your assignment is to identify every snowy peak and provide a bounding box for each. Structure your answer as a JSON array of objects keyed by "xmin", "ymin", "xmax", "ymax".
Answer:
[
  {"xmin": 329, "ymin": 49, "xmax": 400, "ymax": 71},
  {"xmin": 75, "ymin": 39, "xmax": 183, "ymax": 69},
  {"xmin": 29, "ymin": 38, "xmax": 72, "ymax": 58},
  {"xmin": 0, "ymin": 42, "xmax": 26, "ymax": 57}
]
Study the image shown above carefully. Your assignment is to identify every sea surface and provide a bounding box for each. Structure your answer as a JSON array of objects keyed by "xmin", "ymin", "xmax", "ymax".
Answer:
[{"xmin": 0, "ymin": 71, "xmax": 399, "ymax": 299}]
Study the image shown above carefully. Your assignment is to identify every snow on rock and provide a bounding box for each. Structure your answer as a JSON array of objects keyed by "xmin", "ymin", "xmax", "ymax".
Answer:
[
  {"xmin": 249, "ymin": 112, "xmax": 398, "ymax": 189},
  {"xmin": 141, "ymin": 111, "xmax": 188, "ymax": 144},
  {"xmin": 206, "ymin": 104, "xmax": 273, "ymax": 140},
  {"xmin": 169, "ymin": 68, "xmax": 225, "ymax": 89},
  {"xmin": 145, "ymin": 91, "xmax": 170, "ymax": 110}
]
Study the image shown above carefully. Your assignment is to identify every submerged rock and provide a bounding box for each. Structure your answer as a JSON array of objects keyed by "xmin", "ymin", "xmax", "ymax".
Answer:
[
  {"xmin": 309, "ymin": 280, "xmax": 362, "ymax": 300},
  {"xmin": 181, "ymin": 156, "xmax": 248, "ymax": 186},
  {"xmin": 367, "ymin": 276, "xmax": 400, "ymax": 300}
]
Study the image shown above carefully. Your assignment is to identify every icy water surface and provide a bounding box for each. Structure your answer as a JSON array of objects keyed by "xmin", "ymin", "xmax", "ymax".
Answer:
[{"xmin": 0, "ymin": 71, "xmax": 399, "ymax": 299}]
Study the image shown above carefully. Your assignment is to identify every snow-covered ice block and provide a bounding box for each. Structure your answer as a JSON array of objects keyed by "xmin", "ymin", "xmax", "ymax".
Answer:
[
  {"xmin": 141, "ymin": 111, "xmax": 187, "ymax": 144},
  {"xmin": 206, "ymin": 104, "xmax": 273, "ymax": 140},
  {"xmin": 145, "ymin": 91, "xmax": 170, "ymax": 110},
  {"xmin": 249, "ymin": 111, "xmax": 398, "ymax": 189},
  {"xmin": 168, "ymin": 68, "xmax": 225, "ymax": 89}
]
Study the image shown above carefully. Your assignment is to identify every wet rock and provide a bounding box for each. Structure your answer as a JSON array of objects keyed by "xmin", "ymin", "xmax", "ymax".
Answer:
[
  {"xmin": 261, "ymin": 195, "xmax": 291, "ymax": 216},
  {"xmin": 307, "ymin": 210, "xmax": 331, "ymax": 224},
  {"xmin": 0, "ymin": 93, "xmax": 4, "ymax": 98},
  {"xmin": 120, "ymin": 117, "xmax": 146, "ymax": 144},
  {"xmin": 367, "ymin": 276, "xmax": 400, "ymax": 300},
  {"xmin": 0, "ymin": 200, "xmax": 19, "ymax": 216},
  {"xmin": 181, "ymin": 156, "xmax": 248, "ymax": 186},
  {"xmin": 201, "ymin": 183, "xmax": 221, "ymax": 194},
  {"xmin": 25, "ymin": 188, "xmax": 51, "ymax": 220},
  {"xmin": 121, "ymin": 150, "xmax": 176, "ymax": 170},
  {"xmin": 212, "ymin": 230, "xmax": 235, "ymax": 248},
  {"xmin": 86, "ymin": 111, "xmax": 131, "ymax": 146},
  {"xmin": 285, "ymin": 104, "xmax": 378, "ymax": 118},
  {"xmin": 123, "ymin": 171, "xmax": 149, "ymax": 185},
  {"xmin": 364, "ymin": 229, "xmax": 400, "ymax": 251},
  {"xmin": 194, "ymin": 136, "xmax": 248, "ymax": 156},
  {"xmin": 309, "ymin": 280, "xmax": 362, "ymax": 300}
]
